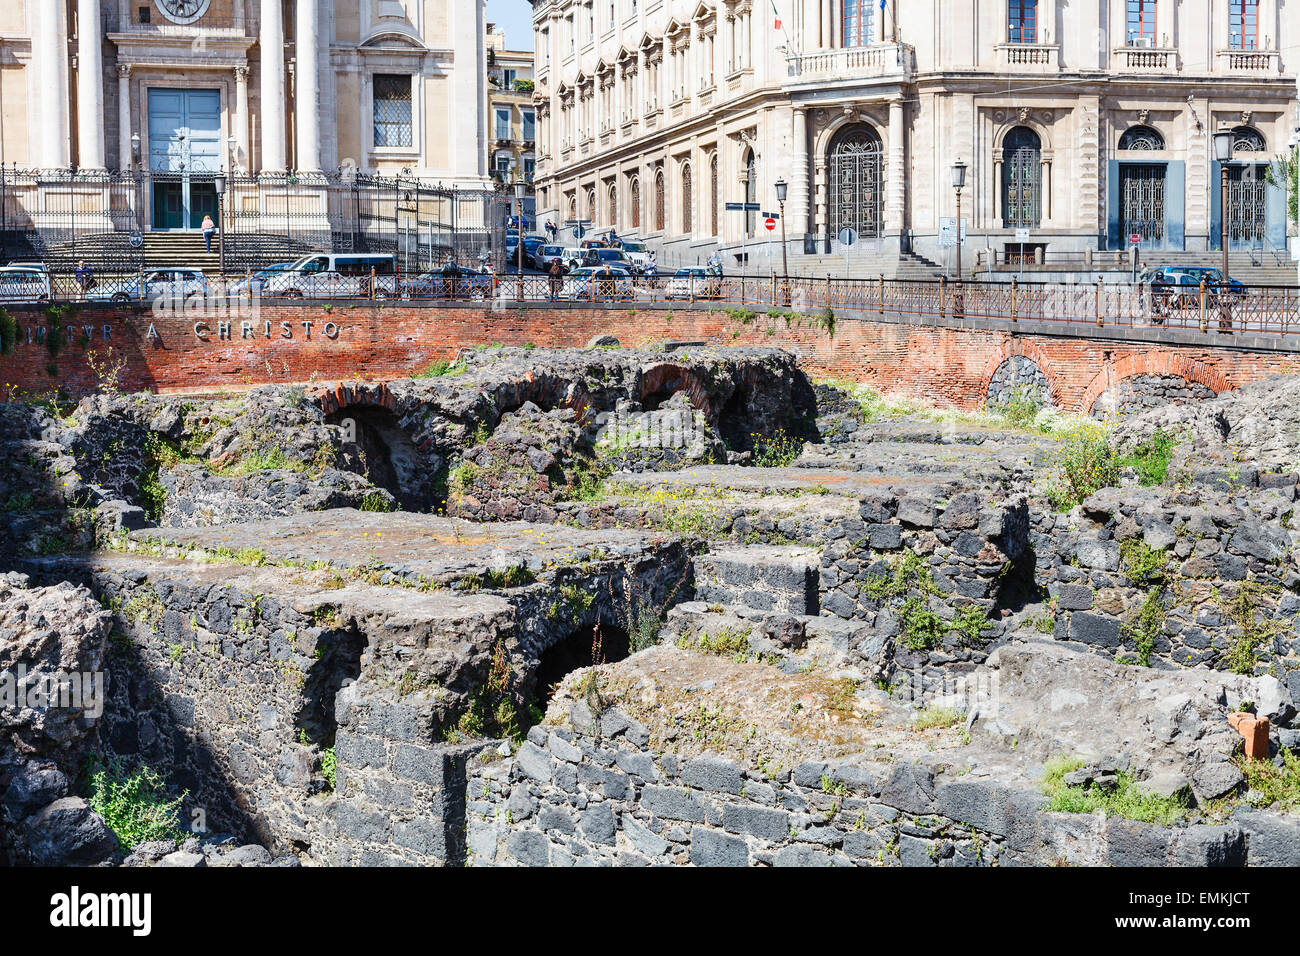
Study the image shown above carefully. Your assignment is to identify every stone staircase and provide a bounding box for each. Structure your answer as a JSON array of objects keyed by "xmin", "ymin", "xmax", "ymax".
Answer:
[
  {"xmin": 42, "ymin": 231, "xmax": 319, "ymax": 274},
  {"xmin": 787, "ymin": 249, "xmax": 944, "ymax": 280}
]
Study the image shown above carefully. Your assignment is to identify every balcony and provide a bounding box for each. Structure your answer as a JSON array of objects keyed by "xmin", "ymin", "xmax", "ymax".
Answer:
[
  {"xmin": 1216, "ymin": 49, "xmax": 1281, "ymax": 73},
  {"xmin": 1112, "ymin": 46, "xmax": 1179, "ymax": 73},
  {"xmin": 105, "ymin": 12, "xmax": 254, "ymax": 39},
  {"xmin": 996, "ymin": 43, "xmax": 1059, "ymax": 72},
  {"xmin": 785, "ymin": 43, "xmax": 915, "ymax": 85}
]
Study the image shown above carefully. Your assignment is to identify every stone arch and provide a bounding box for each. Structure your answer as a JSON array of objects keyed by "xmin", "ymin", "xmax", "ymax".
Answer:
[
  {"xmin": 1081, "ymin": 352, "xmax": 1231, "ymax": 417},
  {"xmin": 976, "ymin": 339, "xmax": 1063, "ymax": 409},
  {"xmin": 824, "ymin": 123, "xmax": 884, "ymax": 239},
  {"xmin": 639, "ymin": 363, "xmax": 711, "ymax": 417},
  {"xmin": 491, "ymin": 373, "xmax": 596, "ymax": 424}
]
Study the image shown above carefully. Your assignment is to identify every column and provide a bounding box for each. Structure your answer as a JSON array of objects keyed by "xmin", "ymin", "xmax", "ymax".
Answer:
[
  {"xmin": 791, "ymin": 107, "xmax": 811, "ymax": 239},
  {"xmin": 259, "ymin": 0, "xmax": 287, "ymax": 172},
  {"xmin": 77, "ymin": 0, "xmax": 105, "ymax": 168},
  {"xmin": 886, "ymin": 98, "xmax": 905, "ymax": 236},
  {"xmin": 690, "ymin": 20, "xmax": 701, "ymax": 99},
  {"xmin": 234, "ymin": 66, "xmax": 250, "ymax": 173},
  {"xmin": 34, "ymin": 0, "xmax": 70, "ymax": 169},
  {"xmin": 117, "ymin": 64, "xmax": 132, "ymax": 171},
  {"xmin": 637, "ymin": 47, "xmax": 647, "ymax": 114},
  {"xmin": 295, "ymin": 0, "xmax": 321, "ymax": 170}
]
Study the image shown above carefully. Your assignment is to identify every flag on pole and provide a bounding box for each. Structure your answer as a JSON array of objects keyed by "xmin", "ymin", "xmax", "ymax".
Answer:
[{"xmin": 771, "ymin": 0, "xmax": 792, "ymax": 45}]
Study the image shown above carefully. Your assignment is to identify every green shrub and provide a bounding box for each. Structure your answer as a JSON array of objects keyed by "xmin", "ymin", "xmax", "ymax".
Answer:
[
  {"xmin": 85, "ymin": 758, "xmax": 188, "ymax": 850},
  {"xmin": 320, "ymin": 746, "xmax": 337, "ymax": 790},
  {"xmin": 1117, "ymin": 428, "xmax": 1180, "ymax": 486},
  {"xmin": 1041, "ymin": 756, "xmax": 1188, "ymax": 825},
  {"xmin": 991, "ymin": 384, "xmax": 1044, "ymax": 430},
  {"xmin": 1044, "ymin": 422, "xmax": 1120, "ymax": 511},
  {"xmin": 414, "ymin": 359, "xmax": 467, "ymax": 378},
  {"xmin": 750, "ymin": 428, "xmax": 804, "ymax": 468}
]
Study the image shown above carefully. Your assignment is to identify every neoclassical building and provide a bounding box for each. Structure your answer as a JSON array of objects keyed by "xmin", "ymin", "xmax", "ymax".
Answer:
[
  {"xmin": 0, "ymin": 0, "xmax": 489, "ymax": 239},
  {"xmin": 531, "ymin": 0, "xmax": 1299, "ymax": 269}
]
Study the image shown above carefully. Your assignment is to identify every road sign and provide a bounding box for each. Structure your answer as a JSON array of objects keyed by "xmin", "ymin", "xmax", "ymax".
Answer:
[
  {"xmin": 1129, "ymin": 233, "xmax": 1142, "ymax": 246},
  {"xmin": 838, "ymin": 227, "xmax": 858, "ymax": 247},
  {"xmin": 725, "ymin": 202, "xmax": 761, "ymax": 211},
  {"xmin": 764, "ymin": 217, "xmax": 777, "ymax": 232},
  {"xmin": 1015, "ymin": 228, "xmax": 1030, "ymax": 242},
  {"xmin": 128, "ymin": 231, "xmax": 143, "ymax": 249},
  {"xmin": 938, "ymin": 218, "xmax": 968, "ymax": 247}
]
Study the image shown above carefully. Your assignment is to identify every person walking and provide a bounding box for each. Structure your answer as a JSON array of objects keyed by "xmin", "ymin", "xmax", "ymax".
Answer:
[
  {"xmin": 548, "ymin": 257, "xmax": 564, "ymax": 300},
  {"xmin": 201, "ymin": 214, "xmax": 217, "ymax": 254},
  {"xmin": 74, "ymin": 260, "xmax": 94, "ymax": 299}
]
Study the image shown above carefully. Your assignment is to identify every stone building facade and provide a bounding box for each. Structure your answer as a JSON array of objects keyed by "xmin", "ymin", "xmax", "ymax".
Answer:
[
  {"xmin": 487, "ymin": 23, "xmax": 536, "ymax": 187},
  {"xmin": 0, "ymin": 0, "xmax": 489, "ymax": 235},
  {"xmin": 530, "ymin": 0, "xmax": 1298, "ymax": 268}
]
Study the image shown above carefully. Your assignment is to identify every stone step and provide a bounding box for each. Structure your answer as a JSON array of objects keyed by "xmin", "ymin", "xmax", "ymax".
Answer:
[{"xmin": 692, "ymin": 545, "xmax": 821, "ymax": 615}]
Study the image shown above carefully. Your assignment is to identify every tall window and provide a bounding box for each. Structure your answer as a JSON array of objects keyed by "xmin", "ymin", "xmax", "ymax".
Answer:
[
  {"xmin": 1008, "ymin": 0, "xmax": 1037, "ymax": 43},
  {"xmin": 608, "ymin": 183, "xmax": 618, "ymax": 228},
  {"xmin": 1229, "ymin": 0, "xmax": 1258, "ymax": 50},
  {"xmin": 523, "ymin": 110, "xmax": 536, "ymax": 141},
  {"xmin": 1126, "ymin": 0, "xmax": 1155, "ymax": 45},
  {"xmin": 841, "ymin": 0, "xmax": 874, "ymax": 47},
  {"xmin": 1002, "ymin": 126, "xmax": 1043, "ymax": 228},
  {"xmin": 373, "ymin": 75, "xmax": 413, "ymax": 147},
  {"xmin": 710, "ymin": 153, "xmax": 719, "ymax": 236},
  {"xmin": 681, "ymin": 163, "xmax": 693, "ymax": 234},
  {"xmin": 654, "ymin": 168, "xmax": 665, "ymax": 231},
  {"xmin": 495, "ymin": 107, "xmax": 512, "ymax": 141},
  {"xmin": 630, "ymin": 177, "xmax": 641, "ymax": 229}
]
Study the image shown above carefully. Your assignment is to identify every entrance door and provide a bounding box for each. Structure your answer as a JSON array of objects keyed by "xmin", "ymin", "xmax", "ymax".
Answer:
[
  {"xmin": 147, "ymin": 88, "xmax": 222, "ymax": 230},
  {"xmin": 1120, "ymin": 164, "xmax": 1166, "ymax": 244},
  {"xmin": 1227, "ymin": 163, "xmax": 1266, "ymax": 249}
]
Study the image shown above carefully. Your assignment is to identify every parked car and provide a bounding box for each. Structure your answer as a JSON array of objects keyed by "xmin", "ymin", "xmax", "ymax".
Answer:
[
  {"xmin": 225, "ymin": 262, "xmax": 296, "ymax": 297},
  {"xmin": 562, "ymin": 266, "xmax": 634, "ymax": 300},
  {"xmin": 262, "ymin": 253, "xmax": 398, "ymax": 298},
  {"xmin": 1141, "ymin": 266, "xmax": 1245, "ymax": 313},
  {"xmin": 86, "ymin": 268, "xmax": 208, "ymax": 304},
  {"xmin": 0, "ymin": 264, "xmax": 51, "ymax": 302},
  {"xmin": 618, "ymin": 241, "xmax": 654, "ymax": 274},
  {"xmin": 560, "ymin": 247, "xmax": 588, "ymax": 272},
  {"xmin": 533, "ymin": 244, "xmax": 566, "ymax": 272},
  {"xmin": 402, "ymin": 264, "xmax": 494, "ymax": 299},
  {"xmin": 582, "ymin": 248, "xmax": 634, "ymax": 270},
  {"xmin": 664, "ymin": 267, "xmax": 723, "ymax": 300}
]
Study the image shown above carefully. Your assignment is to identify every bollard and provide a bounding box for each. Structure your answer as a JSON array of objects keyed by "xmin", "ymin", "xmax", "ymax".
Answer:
[
  {"xmin": 1096, "ymin": 278, "xmax": 1103, "ymax": 327},
  {"xmin": 1011, "ymin": 278, "xmax": 1018, "ymax": 322}
]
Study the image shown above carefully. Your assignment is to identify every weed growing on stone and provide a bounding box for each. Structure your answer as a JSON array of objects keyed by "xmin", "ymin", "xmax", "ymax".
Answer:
[
  {"xmin": 1041, "ymin": 756, "xmax": 1188, "ymax": 826},
  {"xmin": 320, "ymin": 746, "xmax": 337, "ymax": 790},
  {"xmin": 359, "ymin": 491, "xmax": 396, "ymax": 512},
  {"xmin": 1233, "ymin": 747, "xmax": 1300, "ymax": 812},
  {"xmin": 1119, "ymin": 586, "xmax": 1167, "ymax": 667},
  {"xmin": 750, "ymin": 428, "xmax": 804, "ymax": 467},
  {"xmin": 912, "ymin": 706, "xmax": 963, "ymax": 730},
  {"xmin": 676, "ymin": 625, "xmax": 752, "ymax": 661},
  {"xmin": 1044, "ymin": 422, "xmax": 1120, "ymax": 511},
  {"xmin": 1120, "ymin": 539, "xmax": 1168, "ymax": 586},
  {"xmin": 84, "ymin": 757, "xmax": 188, "ymax": 851},
  {"xmin": 1221, "ymin": 580, "xmax": 1286, "ymax": 675},
  {"xmin": 1117, "ymin": 428, "xmax": 1181, "ymax": 486}
]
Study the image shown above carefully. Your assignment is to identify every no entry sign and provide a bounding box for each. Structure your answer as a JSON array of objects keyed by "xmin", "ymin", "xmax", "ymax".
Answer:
[{"xmin": 764, "ymin": 217, "xmax": 777, "ymax": 231}]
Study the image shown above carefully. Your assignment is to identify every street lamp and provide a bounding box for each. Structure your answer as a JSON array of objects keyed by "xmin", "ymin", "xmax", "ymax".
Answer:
[
  {"xmin": 951, "ymin": 159, "xmax": 967, "ymax": 315},
  {"xmin": 513, "ymin": 179, "xmax": 527, "ymax": 284},
  {"xmin": 774, "ymin": 178, "xmax": 790, "ymax": 305},
  {"xmin": 1214, "ymin": 129, "xmax": 1234, "ymax": 332},
  {"xmin": 214, "ymin": 173, "xmax": 227, "ymax": 279}
]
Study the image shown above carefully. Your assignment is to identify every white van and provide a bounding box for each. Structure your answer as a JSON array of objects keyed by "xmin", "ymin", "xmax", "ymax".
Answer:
[{"xmin": 262, "ymin": 253, "xmax": 398, "ymax": 298}]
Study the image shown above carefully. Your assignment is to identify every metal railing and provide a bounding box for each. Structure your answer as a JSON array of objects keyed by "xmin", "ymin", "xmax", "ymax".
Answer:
[{"xmin": 20, "ymin": 272, "xmax": 1300, "ymax": 336}]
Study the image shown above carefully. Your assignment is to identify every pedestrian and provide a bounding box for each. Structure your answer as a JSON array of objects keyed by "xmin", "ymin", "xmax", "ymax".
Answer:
[
  {"xmin": 546, "ymin": 218, "xmax": 557, "ymax": 242},
  {"xmin": 74, "ymin": 260, "xmax": 94, "ymax": 298},
  {"xmin": 548, "ymin": 257, "xmax": 563, "ymax": 300},
  {"xmin": 201, "ymin": 214, "xmax": 216, "ymax": 253}
]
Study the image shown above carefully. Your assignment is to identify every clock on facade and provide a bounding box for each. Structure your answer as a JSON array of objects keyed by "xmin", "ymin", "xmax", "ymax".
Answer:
[{"xmin": 156, "ymin": 0, "xmax": 212, "ymax": 25}]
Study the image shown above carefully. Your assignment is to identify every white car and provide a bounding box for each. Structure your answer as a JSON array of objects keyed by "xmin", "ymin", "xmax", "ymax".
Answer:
[
  {"xmin": 262, "ymin": 253, "xmax": 399, "ymax": 298},
  {"xmin": 618, "ymin": 241, "xmax": 654, "ymax": 274},
  {"xmin": 0, "ymin": 265, "xmax": 51, "ymax": 302},
  {"xmin": 562, "ymin": 266, "xmax": 635, "ymax": 300},
  {"xmin": 560, "ymin": 247, "xmax": 587, "ymax": 272},
  {"xmin": 664, "ymin": 268, "xmax": 723, "ymax": 300},
  {"xmin": 86, "ymin": 268, "xmax": 208, "ymax": 303}
]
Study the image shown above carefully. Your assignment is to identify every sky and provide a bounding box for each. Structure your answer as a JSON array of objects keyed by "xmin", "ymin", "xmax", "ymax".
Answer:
[{"xmin": 486, "ymin": 0, "xmax": 535, "ymax": 51}]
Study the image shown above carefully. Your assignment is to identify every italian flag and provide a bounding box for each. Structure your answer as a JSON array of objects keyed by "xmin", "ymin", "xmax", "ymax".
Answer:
[{"xmin": 772, "ymin": 0, "xmax": 781, "ymax": 31}]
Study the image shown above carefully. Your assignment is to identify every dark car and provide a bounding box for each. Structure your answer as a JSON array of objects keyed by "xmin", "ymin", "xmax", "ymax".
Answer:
[
  {"xmin": 1142, "ymin": 266, "xmax": 1246, "ymax": 314},
  {"xmin": 403, "ymin": 264, "xmax": 494, "ymax": 299}
]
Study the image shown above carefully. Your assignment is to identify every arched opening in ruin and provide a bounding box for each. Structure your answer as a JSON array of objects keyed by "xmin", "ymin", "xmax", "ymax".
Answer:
[
  {"xmin": 327, "ymin": 406, "xmax": 432, "ymax": 510},
  {"xmin": 527, "ymin": 620, "xmax": 631, "ymax": 718},
  {"xmin": 294, "ymin": 622, "xmax": 368, "ymax": 750}
]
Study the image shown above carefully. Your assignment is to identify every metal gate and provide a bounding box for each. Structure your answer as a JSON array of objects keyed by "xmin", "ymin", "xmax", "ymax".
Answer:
[
  {"xmin": 1002, "ymin": 127, "xmax": 1042, "ymax": 228},
  {"xmin": 1120, "ymin": 164, "xmax": 1166, "ymax": 243},
  {"xmin": 829, "ymin": 126, "xmax": 882, "ymax": 239},
  {"xmin": 1227, "ymin": 164, "xmax": 1266, "ymax": 245}
]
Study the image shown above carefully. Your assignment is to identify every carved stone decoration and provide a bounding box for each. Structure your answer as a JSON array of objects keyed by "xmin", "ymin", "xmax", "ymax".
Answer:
[
  {"xmin": 1018, "ymin": 106, "xmax": 1031, "ymax": 124},
  {"xmin": 1138, "ymin": 108, "xmax": 1149, "ymax": 125},
  {"xmin": 1240, "ymin": 109, "xmax": 1253, "ymax": 125}
]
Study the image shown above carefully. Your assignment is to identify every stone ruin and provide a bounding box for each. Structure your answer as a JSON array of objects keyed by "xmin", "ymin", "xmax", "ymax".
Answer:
[{"xmin": 1, "ymin": 344, "xmax": 1298, "ymax": 867}]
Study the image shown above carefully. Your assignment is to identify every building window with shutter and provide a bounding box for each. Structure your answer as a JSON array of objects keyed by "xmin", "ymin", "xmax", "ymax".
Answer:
[{"xmin": 373, "ymin": 75, "xmax": 413, "ymax": 148}]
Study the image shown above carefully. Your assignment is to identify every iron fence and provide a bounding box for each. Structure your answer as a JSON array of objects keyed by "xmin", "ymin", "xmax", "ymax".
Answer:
[
  {"xmin": 19, "ymin": 271, "xmax": 1300, "ymax": 336},
  {"xmin": 0, "ymin": 166, "xmax": 508, "ymax": 272}
]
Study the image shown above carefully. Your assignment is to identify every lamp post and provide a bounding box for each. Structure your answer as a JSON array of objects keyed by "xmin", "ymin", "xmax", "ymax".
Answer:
[
  {"xmin": 1289, "ymin": 123, "xmax": 1299, "ymax": 290},
  {"xmin": 774, "ymin": 177, "xmax": 789, "ymax": 283},
  {"xmin": 214, "ymin": 173, "xmax": 226, "ymax": 279},
  {"xmin": 951, "ymin": 159, "xmax": 967, "ymax": 316},
  {"xmin": 1214, "ymin": 129, "xmax": 1233, "ymax": 333},
  {"xmin": 513, "ymin": 179, "xmax": 527, "ymax": 288}
]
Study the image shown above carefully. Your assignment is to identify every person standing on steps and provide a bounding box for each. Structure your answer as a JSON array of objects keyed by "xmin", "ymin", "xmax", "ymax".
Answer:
[{"xmin": 201, "ymin": 214, "xmax": 217, "ymax": 254}]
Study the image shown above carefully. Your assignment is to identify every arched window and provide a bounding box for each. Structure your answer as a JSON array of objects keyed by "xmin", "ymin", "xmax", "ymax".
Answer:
[
  {"xmin": 710, "ymin": 153, "xmax": 719, "ymax": 236},
  {"xmin": 827, "ymin": 125, "xmax": 882, "ymax": 238},
  {"xmin": 681, "ymin": 163, "xmax": 693, "ymax": 234},
  {"xmin": 654, "ymin": 168, "xmax": 665, "ymax": 231},
  {"xmin": 630, "ymin": 177, "xmax": 641, "ymax": 229},
  {"xmin": 586, "ymin": 186, "xmax": 597, "ymax": 222},
  {"xmin": 842, "ymin": 0, "xmax": 874, "ymax": 47},
  {"xmin": 1118, "ymin": 125, "xmax": 1164, "ymax": 150},
  {"xmin": 607, "ymin": 183, "xmax": 618, "ymax": 229},
  {"xmin": 1231, "ymin": 125, "xmax": 1266, "ymax": 153},
  {"xmin": 1002, "ymin": 126, "xmax": 1042, "ymax": 228},
  {"xmin": 568, "ymin": 194, "xmax": 577, "ymax": 221}
]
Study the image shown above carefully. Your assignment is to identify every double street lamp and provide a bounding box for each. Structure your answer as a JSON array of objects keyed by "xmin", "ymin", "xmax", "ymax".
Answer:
[{"xmin": 1213, "ymin": 129, "xmax": 1234, "ymax": 333}]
